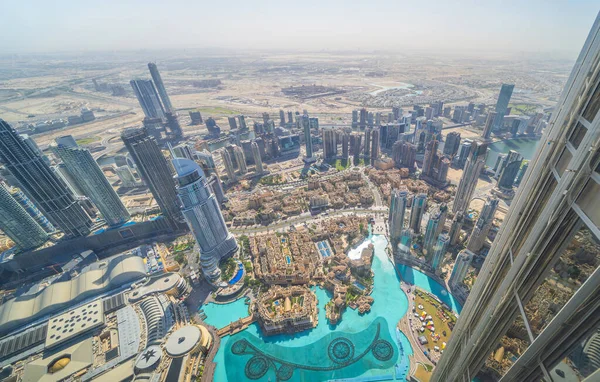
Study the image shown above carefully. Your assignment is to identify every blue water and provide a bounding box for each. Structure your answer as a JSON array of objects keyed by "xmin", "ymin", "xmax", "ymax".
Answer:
[
  {"xmin": 229, "ymin": 264, "xmax": 244, "ymax": 285},
  {"xmin": 353, "ymin": 281, "xmax": 366, "ymax": 291},
  {"xmin": 203, "ymin": 235, "xmax": 457, "ymax": 381},
  {"xmin": 286, "ymin": 256, "xmax": 291, "ymax": 264}
]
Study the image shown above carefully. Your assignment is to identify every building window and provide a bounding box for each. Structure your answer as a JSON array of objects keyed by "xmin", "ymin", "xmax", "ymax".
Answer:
[
  {"xmin": 576, "ymin": 178, "xmax": 600, "ymax": 228},
  {"xmin": 569, "ymin": 122, "xmax": 588, "ymax": 150},
  {"xmin": 582, "ymin": 81, "xmax": 600, "ymax": 123},
  {"xmin": 555, "ymin": 148, "xmax": 573, "ymax": 177}
]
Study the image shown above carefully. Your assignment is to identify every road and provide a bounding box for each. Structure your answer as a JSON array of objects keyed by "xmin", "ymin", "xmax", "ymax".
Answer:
[{"xmin": 230, "ymin": 207, "xmax": 388, "ymax": 235}]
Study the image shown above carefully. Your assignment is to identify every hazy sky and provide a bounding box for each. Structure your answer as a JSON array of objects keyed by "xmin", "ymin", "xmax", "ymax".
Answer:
[{"xmin": 2, "ymin": 0, "xmax": 598, "ymax": 57}]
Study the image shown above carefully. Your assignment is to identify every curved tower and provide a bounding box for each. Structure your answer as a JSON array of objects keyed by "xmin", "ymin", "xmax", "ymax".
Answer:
[{"xmin": 173, "ymin": 158, "xmax": 238, "ymax": 284}]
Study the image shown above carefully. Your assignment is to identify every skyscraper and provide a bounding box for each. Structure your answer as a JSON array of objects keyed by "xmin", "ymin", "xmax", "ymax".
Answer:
[
  {"xmin": 409, "ymin": 193, "xmax": 427, "ymax": 234},
  {"xmin": 147, "ymin": 62, "xmax": 173, "ymax": 113},
  {"xmin": 422, "ymin": 139, "xmax": 439, "ymax": 177},
  {"xmin": 466, "ymin": 196, "xmax": 498, "ymax": 252},
  {"xmin": 302, "ymin": 116, "xmax": 313, "ymax": 159},
  {"xmin": 322, "ymin": 128, "xmax": 337, "ymax": 159},
  {"xmin": 497, "ymin": 150, "xmax": 523, "ymax": 190},
  {"xmin": 0, "ymin": 183, "xmax": 49, "ymax": 250},
  {"xmin": 52, "ymin": 136, "xmax": 130, "ymax": 227},
  {"xmin": 492, "ymin": 84, "xmax": 514, "ymax": 131},
  {"xmin": 423, "ymin": 204, "xmax": 448, "ymax": 255},
  {"xmin": 252, "ymin": 141, "xmax": 263, "ymax": 174},
  {"xmin": 0, "ymin": 119, "xmax": 92, "ymax": 237},
  {"xmin": 448, "ymin": 249, "xmax": 474, "ymax": 288},
  {"xmin": 452, "ymin": 140, "xmax": 488, "ymax": 214},
  {"xmin": 443, "ymin": 131, "xmax": 461, "ymax": 156},
  {"xmin": 228, "ymin": 116, "xmax": 238, "ymax": 130},
  {"xmin": 389, "ymin": 189, "xmax": 408, "ymax": 244},
  {"xmin": 121, "ymin": 127, "xmax": 181, "ymax": 227},
  {"xmin": 432, "ymin": 17, "xmax": 600, "ymax": 381},
  {"xmin": 430, "ymin": 233, "xmax": 449, "ymax": 274},
  {"xmin": 130, "ymin": 79, "xmax": 165, "ymax": 120},
  {"xmin": 364, "ymin": 129, "xmax": 371, "ymax": 157},
  {"xmin": 279, "ymin": 110, "xmax": 285, "ymax": 126},
  {"xmin": 371, "ymin": 128, "xmax": 380, "ymax": 162},
  {"xmin": 173, "ymin": 158, "xmax": 238, "ymax": 284},
  {"xmin": 221, "ymin": 149, "xmax": 236, "ymax": 182},
  {"xmin": 238, "ymin": 115, "xmax": 247, "ymax": 130},
  {"xmin": 341, "ymin": 133, "xmax": 349, "ymax": 159},
  {"xmin": 9, "ymin": 186, "xmax": 55, "ymax": 233},
  {"xmin": 482, "ymin": 111, "xmax": 497, "ymax": 139},
  {"xmin": 233, "ymin": 145, "xmax": 247, "ymax": 175},
  {"xmin": 359, "ymin": 108, "xmax": 367, "ymax": 129},
  {"xmin": 448, "ymin": 213, "xmax": 464, "ymax": 245}
]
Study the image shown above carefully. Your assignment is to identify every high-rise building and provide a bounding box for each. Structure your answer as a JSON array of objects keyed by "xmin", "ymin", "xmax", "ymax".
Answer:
[
  {"xmin": 430, "ymin": 233, "xmax": 449, "ymax": 274},
  {"xmin": 409, "ymin": 193, "xmax": 427, "ymax": 234},
  {"xmin": 115, "ymin": 165, "xmax": 137, "ymax": 188},
  {"xmin": 233, "ymin": 145, "xmax": 247, "ymax": 175},
  {"xmin": 189, "ymin": 110, "xmax": 203, "ymax": 125},
  {"xmin": 262, "ymin": 112, "xmax": 270, "ymax": 124},
  {"xmin": 130, "ymin": 79, "xmax": 165, "ymax": 120},
  {"xmin": 53, "ymin": 163, "xmax": 84, "ymax": 197},
  {"xmin": 371, "ymin": 128, "xmax": 381, "ymax": 161},
  {"xmin": 0, "ymin": 183, "xmax": 48, "ymax": 250},
  {"xmin": 448, "ymin": 213, "xmax": 464, "ymax": 245},
  {"xmin": 228, "ymin": 116, "xmax": 238, "ymax": 130},
  {"xmin": 221, "ymin": 149, "xmax": 236, "ymax": 182},
  {"xmin": 482, "ymin": 111, "xmax": 497, "ymax": 139},
  {"xmin": 392, "ymin": 141, "xmax": 416, "ymax": 171},
  {"xmin": 423, "ymin": 204, "xmax": 448, "ymax": 255},
  {"xmin": 514, "ymin": 161, "xmax": 529, "ymax": 187},
  {"xmin": 443, "ymin": 132, "xmax": 461, "ymax": 156},
  {"xmin": 322, "ymin": 128, "xmax": 337, "ymax": 159},
  {"xmin": 492, "ymin": 84, "xmax": 514, "ymax": 130},
  {"xmin": 8, "ymin": 186, "xmax": 55, "ymax": 233},
  {"xmin": 121, "ymin": 127, "xmax": 181, "ymax": 227},
  {"xmin": 432, "ymin": 17, "xmax": 600, "ymax": 381},
  {"xmin": 287, "ymin": 111, "xmax": 294, "ymax": 125},
  {"xmin": 448, "ymin": 249, "xmax": 474, "ymax": 288},
  {"xmin": 422, "ymin": 140, "xmax": 439, "ymax": 177},
  {"xmin": 364, "ymin": 129, "xmax": 371, "ymax": 157},
  {"xmin": 147, "ymin": 62, "xmax": 173, "ymax": 113},
  {"xmin": 0, "ymin": 119, "xmax": 92, "ymax": 237},
  {"xmin": 279, "ymin": 110, "xmax": 285, "ymax": 126},
  {"xmin": 238, "ymin": 115, "xmax": 247, "ymax": 130},
  {"xmin": 53, "ymin": 136, "xmax": 130, "ymax": 227},
  {"xmin": 389, "ymin": 188, "xmax": 409, "ymax": 244},
  {"xmin": 252, "ymin": 141, "xmax": 263, "ymax": 174},
  {"xmin": 302, "ymin": 116, "xmax": 313, "ymax": 159},
  {"xmin": 497, "ymin": 150, "xmax": 523, "ymax": 190},
  {"xmin": 341, "ymin": 133, "xmax": 349, "ymax": 159},
  {"xmin": 466, "ymin": 196, "xmax": 498, "ymax": 252},
  {"xmin": 452, "ymin": 140, "xmax": 488, "ymax": 214},
  {"xmin": 173, "ymin": 158, "xmax": 238, "ymax": 284},
  {"xmin": 455, "ymin": 139, "xmax": 472, "ymax": 169},
  {"xmin": 359, "ymin": 108, "xmax": 367, "ymax": 129}
]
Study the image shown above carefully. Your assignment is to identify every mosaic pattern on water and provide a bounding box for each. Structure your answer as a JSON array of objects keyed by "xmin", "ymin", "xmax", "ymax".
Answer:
[{"xmin": 225, "ymin": 317, "xmax": 399, "ymax": 381}]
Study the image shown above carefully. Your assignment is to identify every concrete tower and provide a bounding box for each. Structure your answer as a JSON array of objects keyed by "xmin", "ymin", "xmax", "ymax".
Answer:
[
  {"xmin": 130, "ymin": 79, "xmax": 165, "ymax": 120},
  {"xmin": 432, "ymin": 16, "xmax": 600, "ymax": 381},
  {"xmin": 252, "ymin": 141, "xmax": 264, "ymax": 174},
  {"xmin": 389, "ymin": 188, "xmax": 409, "ymax": 244},
  {"xmin": 173, "ymin": 158, "xmax": 238, "ymax": 284},
  {"xmin": 0, "ymin": 119, "xmax": 92, "ymax": 237},
  {"xmin": 0, "ymin": 183, "xmax": 48, "ymax": 250},
  {"xmin": 409, "ymin": 193, "xmax": 427, "ymax": 234},
  {"xmin": 221, "ymin": 149, "xmax": 236, "ymax": 183},
  {"xmin": 452, "ymin": 141, "xmax": 488, "ymax": 214},
  {"xmin": 53, "ymin": 136, "xmax": 130, "ymax": 227},
  {"xmin": 148, "ymin": 62, "xmax": 173, "ymax": 113},
  {"xmin": 121, "ymin": 127, "xmax": 182, "ymax": 228}
]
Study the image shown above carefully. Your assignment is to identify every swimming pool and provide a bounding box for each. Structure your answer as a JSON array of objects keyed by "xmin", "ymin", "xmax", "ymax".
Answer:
[
  {"xmin": 285, "ymin": 256, "xmax": 291, "ymax": 264},
  {"xmin": 229, "ymin": 263, "xmax": 244, "ymax": 285}
]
